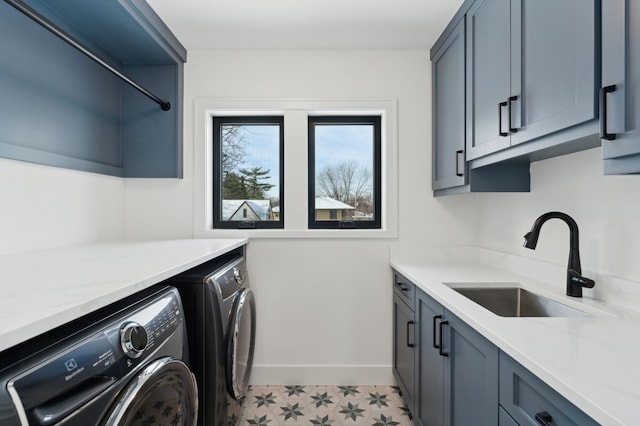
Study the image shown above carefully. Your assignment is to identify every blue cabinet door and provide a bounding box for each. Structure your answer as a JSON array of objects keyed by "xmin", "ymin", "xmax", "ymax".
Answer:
[
  {"xmin": 510, "ymin": 0, "xmax": 599, "ymax": 146},
  {"xmin": 602, "ymin": 0, "xmax": 640, "ymax": 174},
  {"xmin": 415, "ymin": 290, "xmax": 499, "ymax": 426},
  {"xmin": 465, "ymin": 0, "xmax": 512, "ymax": 160},
  {"xmin": 432, "ymin": 18, "xmax": 466, "ymax": 191},
  {"xmin": 464, "ymin": 0, "xmax": 598, "ymax": 161},
  {"xmin": 416, "ymin": 290, "xmax": 445, "ymax": 426},
  {"xmin": 393, "ymin": 293, "xmax": 415, "ymax": 416},
  {"xmin": 443, "ymin": 311, "xmax": 499, "ymax": 426}
]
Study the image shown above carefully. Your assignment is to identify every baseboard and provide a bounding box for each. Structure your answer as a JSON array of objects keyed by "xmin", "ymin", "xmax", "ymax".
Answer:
[{"xmin": 250, "ymin": 364, "xmax": 395, "ymax": 386}]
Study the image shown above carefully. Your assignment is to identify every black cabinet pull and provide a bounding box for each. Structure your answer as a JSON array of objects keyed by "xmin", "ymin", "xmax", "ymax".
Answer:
[
  {"xmin": 406, "ymin": 321, "xmax": 415, "ymax": 348},
  {"xmin": 432, "ymin": 315, "xmax": 442, "ymax": 349},
  {"xmin": 600, "ymin": 85, "xmax": 617, "ymax": 141},
  {"xmin": 499, "ymin": 101, "xmax": 509, "ymax": 136},
  {"xmin": 508, "ymin": 95, "xmax": 519, "ymax": 133},
  {"xmin": 455, "ymin": 150, "xmax": 464, "ymax": 177},
  {"xmin": 534, "ymin": 411, "xmax": 553, "ymax": 426},
  {"xmin": 438, "ymin": 320, "xmax": 449, "ymax": 357},
  {"xmin": 395, "ymin": 282, "xmax": 409, "ymax": 292}
]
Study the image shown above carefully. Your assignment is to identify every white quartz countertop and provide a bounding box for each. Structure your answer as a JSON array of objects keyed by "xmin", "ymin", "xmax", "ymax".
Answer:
[
  {"xmin": 0, "ymin": 238, "xmax": 247, "ymax": 353},
  {"xmin": 391, "ymin": 259, "xmax": 640, "ymax": 426}
]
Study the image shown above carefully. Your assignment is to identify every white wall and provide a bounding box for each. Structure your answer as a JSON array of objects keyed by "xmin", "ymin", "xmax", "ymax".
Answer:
[
  {"xmin": 124, "ymin": 50, "xmax": 479, "ymax": 384},
  {"xmin": 10, "ymin": 47, "xmax": 633, "ymax": 385},
  {"xmin": 0, "ymin": 158, "xmax": 125, "ymax": 255},
  {"xmin": 478, "ymin": 147, "xmax": 640, "ymax": 285}
]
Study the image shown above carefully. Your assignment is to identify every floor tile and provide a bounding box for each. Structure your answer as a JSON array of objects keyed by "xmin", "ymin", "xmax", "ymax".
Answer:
[{"xmin": 239, "ymin": 385, "xmax": 414, "ymax": 425}]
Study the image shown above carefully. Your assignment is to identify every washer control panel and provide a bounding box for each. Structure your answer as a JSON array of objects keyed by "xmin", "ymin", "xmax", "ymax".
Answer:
[{"xmin": 6, "ymin": 287, "xmax": 184, "ymax": 426}]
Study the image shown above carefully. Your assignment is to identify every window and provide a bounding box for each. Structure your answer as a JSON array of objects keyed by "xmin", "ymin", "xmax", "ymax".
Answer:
[
  {"xmin": 194, "ymin": 98, "xmax": 397, "ymax": 238},
  {"xmin": 308, "ymin": 116, "xmax": 382, "ymax": 229},
  {"xmin": 212, "ymin": 116, "xmax": 284, "ymax": 229}
]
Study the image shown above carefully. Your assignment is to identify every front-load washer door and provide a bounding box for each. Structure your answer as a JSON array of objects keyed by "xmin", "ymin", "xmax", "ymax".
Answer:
[
  {"xmin": 227, "ymin": 288, "xmax": 256, "ymax": 400},
  {"xmin": 103, "ymin": 357, "xmax": 198, "ymax": 426}
]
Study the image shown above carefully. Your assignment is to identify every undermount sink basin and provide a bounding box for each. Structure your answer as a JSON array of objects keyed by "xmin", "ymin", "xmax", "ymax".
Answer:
[{"xmin": 451, "ymin": 287, "xmax": 591, "ymax": 318}]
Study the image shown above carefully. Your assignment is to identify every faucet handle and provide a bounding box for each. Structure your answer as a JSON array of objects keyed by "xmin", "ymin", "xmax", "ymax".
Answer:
[{"xmin": 568, "ymin": 269, "xmax": 595, "ymax": 288}]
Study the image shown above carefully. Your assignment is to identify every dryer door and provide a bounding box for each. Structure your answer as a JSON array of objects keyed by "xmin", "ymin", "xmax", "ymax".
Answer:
[
  {"xmin": 103, "ymin": 357, "xmax": 198, "ymax": 426},
  {"xmin": 227, "ymin": 288, "xmax": 256, "ymax": 400}
]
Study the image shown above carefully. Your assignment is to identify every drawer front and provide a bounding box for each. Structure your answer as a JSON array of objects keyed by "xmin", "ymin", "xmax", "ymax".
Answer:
[
  {"xmin": 393, "ymin": 271, "xmax": 415, "ymax": 308},
  {"xmin": 499, "ymin": 353, "xmax": 598, "ymax": 426}
]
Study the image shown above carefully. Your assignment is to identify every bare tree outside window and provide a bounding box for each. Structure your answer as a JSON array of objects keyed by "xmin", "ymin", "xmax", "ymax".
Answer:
[
  {"xmin": 221, "ymin": 125, "xmax": 246, "ymax": 172},
  {"xmin": 317, "ymin": 160, "xmax": 373, "ymax": 217},
  {"xmin": 308, "ymin": 116, "xmax": 381, "ymax": 229}
]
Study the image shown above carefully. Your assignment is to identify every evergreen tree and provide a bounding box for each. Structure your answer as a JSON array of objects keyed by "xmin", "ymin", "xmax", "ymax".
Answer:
[
  {"xmin": 222, "ymin": 171, "xmax": 247, "ymax": 199},
  {"xmin": 239, "ymin": 167, "xmax": 275, "ymax": 199},
  {"xmin": 222, "ymin": 167, "xmax": 274, "ymax": 200}
]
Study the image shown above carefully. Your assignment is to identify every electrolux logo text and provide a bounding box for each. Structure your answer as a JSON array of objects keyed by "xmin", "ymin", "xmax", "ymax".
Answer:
[{"xmin": 64, "ymin": 358, "xmax": 85, "ymax": 381}]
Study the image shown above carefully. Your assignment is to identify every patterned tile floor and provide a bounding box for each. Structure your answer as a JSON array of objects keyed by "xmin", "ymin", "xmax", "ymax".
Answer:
[{"xmin": 239, "ymin": 385, "xmax": 414, "ymax": 426}]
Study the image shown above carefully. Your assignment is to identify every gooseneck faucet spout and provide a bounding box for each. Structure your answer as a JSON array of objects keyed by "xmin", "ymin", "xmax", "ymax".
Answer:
[{"xmin": 523, "ymin": 212, "xmax": 595, "ymax": 297}]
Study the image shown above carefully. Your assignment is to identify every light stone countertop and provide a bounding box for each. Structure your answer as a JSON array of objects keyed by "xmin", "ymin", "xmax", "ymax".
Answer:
[
  {"xmin": 390, "ymin": 257, "xmax": 640, "ymax": 426},
  {"xmin": 0, "ymin": 238, "xmax": 247, "ymax": 353}
]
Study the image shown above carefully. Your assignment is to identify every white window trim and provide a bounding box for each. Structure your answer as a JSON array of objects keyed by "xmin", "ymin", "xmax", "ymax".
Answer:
[{"xmin": 193, "ymin": 98, "xmax": 398, "ymax": 239}]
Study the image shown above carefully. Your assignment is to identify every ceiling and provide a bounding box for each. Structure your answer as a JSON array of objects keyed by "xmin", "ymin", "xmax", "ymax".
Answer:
[{"xmin": 146, "ymin": 0, "xmax": 464, "ymax": 50}]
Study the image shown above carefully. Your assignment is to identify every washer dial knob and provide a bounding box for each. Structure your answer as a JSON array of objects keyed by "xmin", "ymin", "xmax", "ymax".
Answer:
[
  {"xmin": 233, "ymin": 267, "xmax": 245, "ymax": 285},
  {"xmin": 120, "ymin": 322, "xmax": 148, "ymax": 358}
]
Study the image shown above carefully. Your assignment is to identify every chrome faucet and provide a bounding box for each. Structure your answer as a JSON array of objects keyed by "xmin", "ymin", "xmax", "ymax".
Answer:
[{"xmin": 523, "ymin": 211, "xmax": 595, "ymax": 297}]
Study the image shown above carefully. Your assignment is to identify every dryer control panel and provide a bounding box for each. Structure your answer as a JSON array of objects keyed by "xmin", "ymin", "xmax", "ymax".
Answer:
[{"xmin": 209, "ymin": 257, "xmax": 249, "ymax": 301}]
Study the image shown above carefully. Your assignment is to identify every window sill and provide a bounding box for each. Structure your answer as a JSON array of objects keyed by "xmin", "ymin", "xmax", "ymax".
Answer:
[{"xmin": 194, "ymin": 228, "xmax": 398, "ymax": 239}]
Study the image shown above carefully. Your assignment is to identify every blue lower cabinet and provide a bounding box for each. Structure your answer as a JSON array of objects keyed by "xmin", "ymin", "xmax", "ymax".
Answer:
[
  {"xmin": 499, "ymin": 353, "xmax": 598, "ymax": 426},
  {"xmin": 416, "ymin": 290, "xmax": 445, "ymax": 426},
  {"xmin": 444, "ymin": 311, "xmax": 499, "ymax": 426},
  {"xmin": 392, "ymin": 289, "xmax": 416, "ymax": 417},
  {"xmin": 415, "ymin": 288, "xmax": 499, "ymax": 426},
  {"xmin": 395, "ymin": 275, "xmax": 598, "ymax": 426}
]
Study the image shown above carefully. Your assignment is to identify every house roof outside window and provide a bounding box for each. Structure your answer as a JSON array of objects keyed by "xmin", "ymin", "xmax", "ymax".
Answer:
[
  {"xmin": 222, "ymin": 200, "xmax": 273, "ymax": 221},
  {"xmin": 315, "ymin": 196, "xmax": 355, "ymax": 210}
]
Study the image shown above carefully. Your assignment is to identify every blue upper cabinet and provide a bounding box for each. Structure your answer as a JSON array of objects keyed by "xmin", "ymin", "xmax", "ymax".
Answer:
[
  {"xmin": 0, "ymin": 0, "xmax": 186, "ymax": 177},
  {"xmin": 466, "ymin": 0, "xmax": 601, "ymax": 166},
  {"xmin": 601, "ymin": 0, "xmax": 640, "ymax": 174},
  {"xmin": 431, "ymin": 11, "xmax": 530, "ymax": 196},
  {"xmin": 465, "ymin": 0, "xmax": 512, "ymax": 160},
  {"xmin": 432, "ymin": 17, "xmax": 467, "ymax": 191}
]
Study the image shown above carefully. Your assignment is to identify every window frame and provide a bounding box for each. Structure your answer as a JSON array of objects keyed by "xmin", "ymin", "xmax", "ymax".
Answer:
[
  {"xmin": 212, "ymin": 115, "xmax": 285, "ymax": 229},
  {"xmin": 193, "ymin": 98, "xmax": 398, "ymax": 239},
  {"xmin": 307, "ymin": 115, "xmax": 382, "ymax": 230}
]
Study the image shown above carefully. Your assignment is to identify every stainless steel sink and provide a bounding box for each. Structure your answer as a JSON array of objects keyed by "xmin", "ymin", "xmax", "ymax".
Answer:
[{"xmin": 452, "ymin": 287, "xmax": 591, "ymax": 317}]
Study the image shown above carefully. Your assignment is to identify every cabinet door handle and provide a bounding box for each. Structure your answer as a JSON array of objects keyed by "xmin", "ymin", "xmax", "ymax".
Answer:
[
  {"xmin": 600, "ymin": 85, "xmax": 617, "ymax": 141},
  {"xmin": 432, "ymin": 315, "xmax": 442, "ymax": 349},
  {"xmin": 534, "ymin": 411, "xmax": 553, "ymax": 426},
  {"xmin": 395, "ymin": 282, "xmax": 409, "ymax": 292},
  {"xmin": 438, "ymin": 320, "xmax": 449, "ymax": 357},
  {"xmin": 498, "ymin": 101, "xmax": 509, "ymax": 136},
  {"xmin": 508, "ymin": 95, "xmax": 519, "ymax": 133},
  {"xmin": 406, "ymin": 321, "xmax": 415, "ymax": 348},
  {"xmin": 455, "ymin": 150, "xmax": 464, "ymax": 177}
]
